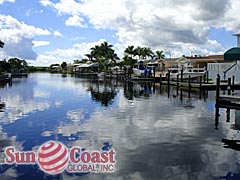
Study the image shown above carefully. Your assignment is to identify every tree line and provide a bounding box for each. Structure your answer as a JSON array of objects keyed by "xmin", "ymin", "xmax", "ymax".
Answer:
[{"xmin": 0, "ymin": 58, "xmax": 28, "ymax": 74}]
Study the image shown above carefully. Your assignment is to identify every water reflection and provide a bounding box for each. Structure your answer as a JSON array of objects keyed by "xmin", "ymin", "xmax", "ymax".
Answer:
[
  {"xmin": 0, "ymin": 99, "xmax": 5, "ymax": 112},
  {"xmin": 88, "ymin": 80, "xmax": 118, "ymax": 106},
  {"xmin": 124, "ymin": 82, "xmax": 153, "ymax": 100},
  {"xmin": 0, "ymin": 73, "xmax": 240, "ymax": 179}
]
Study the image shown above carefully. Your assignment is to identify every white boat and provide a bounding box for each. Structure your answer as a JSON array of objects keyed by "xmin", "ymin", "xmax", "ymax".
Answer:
[
  {"xmin": 110, "ymin": 66, "xmax": 125, "ymax": 75},
  {"xmin": 97, "ymin": 72, "xmax": 105, "ymax": 78},
  {"xmin": 133, "ymin": 60, "xmax": 146, "ymax": 76},
  {"xmin": 168, "ymin": 62, "xmax": 206, "ymax": 80},
  {"xmin": 133, "ymin": 68, "xmax": 145, "ymax": 76},
  {"xmin": 133, "ymin": 61, "xmax": 153, "ymax": 76}
]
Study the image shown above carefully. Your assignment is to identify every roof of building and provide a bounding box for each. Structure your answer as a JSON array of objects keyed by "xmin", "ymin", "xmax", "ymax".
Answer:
[
  {"xmin": 77, "ymin": 63, "xmax": 99, "ymax": 68},
  {"xmin": 224, "ymin": 47, "xmax": 240, "ymax": 61}
]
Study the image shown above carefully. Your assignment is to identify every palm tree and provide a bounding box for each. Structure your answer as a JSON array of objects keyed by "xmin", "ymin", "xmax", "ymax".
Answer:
[
  {"xmin": 155, "ymin": 50, "xmax": 165, "ymax": 59},
  {"xmin": 73, "ymin": 59, "xmax": 81, "ymax": 64},
  {"xmin": 142, "ymin": 47, "xmax": 153, "ymax": 59},
  {"xmin": 85, "ymin": 53, "xmax": 94, "ymax": 61},
  {"xmin": 99, "ymin": 41, "xmax": 114, "ymax": 60},
  {"xmin": 90, "ymin": 42, "xmax": 114, "ymax": 61},
  {"xmin": 124, "ymin": 45, "xmax": 135, "ymax": 59},
  {"xmin": 106, "ymin": 49, "xmax": 119, "ymax": 61},
  {"xmin": 134, "ymin": 46, "xmax": 153, "ymax": 60},
  {"xmin": 134, "ymin": 46, "xmax": 144, "ymax": 60},
  {"xmin": 89, "ymin": 41, "xmax": 118, "ymax": 71},
  {"xmin": 155, "ymin": 50, "xmax": 165, "ymax": 71},
  {"xmin": 90, "ymin": 45, "xmax": 101, "ymax": 61},
  {"xmin": 123, "ymin": 55, "xmax": 137, "ymax": 66},
  {"xmin": 100, "ymin": 41, "xmax": 113, "ymax": 51}
]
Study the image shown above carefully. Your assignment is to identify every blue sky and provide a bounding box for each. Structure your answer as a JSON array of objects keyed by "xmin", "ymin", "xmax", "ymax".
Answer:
[{"xmin": 0, "ymin": 0, "xmax": 239, "ymax": 66}]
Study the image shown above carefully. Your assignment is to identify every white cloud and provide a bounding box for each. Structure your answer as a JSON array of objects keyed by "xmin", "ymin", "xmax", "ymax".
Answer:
[
  {"xmin": 0, "ymin": 94, "xmax": 50, "ymax": 124},
  {"xmin": 39, "ymin": 0, "xmax": 82, "ymax": 15},
  {"xmin": 0, "ymin": 15, "xmax": 50, "ymax": 60},
  {"xmin": 39, "ymin": 0, "xmax": 238, "ymax": 57},
  {"xmin": 0, "ymin": 0, "xmax": 14, "ymax": 5},
  {"xmin": 39, "ymin": 0, "xmax": 53, "ymax": 7},
  {"xmin": 65, "ymin": 15, "xmax": 87, "ymax": 28},
  {"xmin": 25, "ymin": 9, "xmax": 44, "ymax": 17},
  {"xmin": 219, "ymin": 1, "xmax": 240, "ymax": 31},
  {"xmin": 33, "ymin": 41, "xmax": 50, "ymax": 47},
  {"xmin": 33, "ymin": 39, "xmax": 106, "ymax": 66},
  {"xmin": 53, "ymin": 30, "xmax": 62, "ymax": 36}
]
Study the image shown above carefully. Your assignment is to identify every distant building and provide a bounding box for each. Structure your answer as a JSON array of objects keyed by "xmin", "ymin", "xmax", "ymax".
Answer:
[
  {"xmin": 49, "ymin": 64, "xmax": 61, "ymax": 73},
  {"xmin": 74, "ymin": 62, "xmax": 99, "ymax": 74}
]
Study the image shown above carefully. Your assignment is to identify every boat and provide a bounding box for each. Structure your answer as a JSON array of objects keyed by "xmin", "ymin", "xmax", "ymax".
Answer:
[
  {"xmin": 133, "ymin": 61, "xmax": 153, "ymax": 77},
  {"xmin": 97, "ymin": 72, "xmax": 105, "ymax": 78},
  {"xmin": 168, "ymin": 62, "xmax": 206, "ymax": 80},
  {"xmin": 110, "ymin": 66, "xmax": 125, "ymax": 75}
]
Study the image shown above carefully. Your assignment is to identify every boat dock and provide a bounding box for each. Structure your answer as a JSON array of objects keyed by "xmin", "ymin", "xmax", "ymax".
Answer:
[
  {"xmin": 0, "ymin": 74, "xmax": 12, "ymax": 84},
  {"xmin": 131, "ymin": 77, "xmax": 155, "ymax": 82},
  {"xmin": 218, "ymin": 95, "xmax": 240, "ymax": 110},
  {"xmin": 11, "ymin": 73, "xmax": 28, "ymax": 78},
  {"xmin": 215, "ymin": 74, "xmax": 240, "ymax": 129},
  {"xmin": 159, "ymin": 80, "xmax": 240, "ymax": 90}
]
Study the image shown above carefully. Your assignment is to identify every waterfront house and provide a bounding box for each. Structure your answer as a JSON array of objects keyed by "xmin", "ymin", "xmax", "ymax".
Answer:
[
  {"xmin": 184, "ymin": 55, "xmax": 224, "ymax": 68},
  {"xmin": 163, "ymin": 57, "xmax": 187, "ymax": 68},
  {"xmin": 74, "ymin": 62, "xmax": 99, "ymax": 74},
  {"xmin": 49, "ymin": 64, "xmax": 61, "ymax": 73}
]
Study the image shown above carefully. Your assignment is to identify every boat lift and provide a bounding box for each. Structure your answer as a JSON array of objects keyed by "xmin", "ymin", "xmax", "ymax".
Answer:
[{"xmin": 223, "ymin": 61, "xmax": 240, "ymax": 80}]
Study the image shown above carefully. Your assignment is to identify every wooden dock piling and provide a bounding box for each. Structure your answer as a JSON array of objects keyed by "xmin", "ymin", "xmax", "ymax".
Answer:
[
  {"xmin": 177, "ymin": 74, "xmax": 180, "ymax": 96},
  {"xmin": 153, "ymin": 67, "xmax": 156, "ymax": 82},
  {"xmin": 167, "ymin": 72, "xmax": 170, "ymax": 98},
  {"xmin": 232, "ymin": 75, "xmax": 235, "ymax": 93},
  {"xmin": 215, "ymin": 73, "xmax": 240, "ymax": 128},
  {"xmin": 188, "ymin": 75, "xmax": 191, "ymax": 98},
  {"xmin": 215, "ymin": 74, "xmax": 220, "ymax": 129},
  {"xmin": 228, "ymin": 78, "xmax": 231, "ymax": 94},
  {"xmin": 180, "ymin": 69, "xmax": 183, "ymax": 82},
  {"xmin": 159, "ymin": 74, "xmax": 162, "ymax": 85},
  {"xmin": 206, "ymin": 71, "xmax": 209, "ymax": 84},
  {"xmin": 199, "ymin": 76, "xmax": 202, "ymax": 90}
]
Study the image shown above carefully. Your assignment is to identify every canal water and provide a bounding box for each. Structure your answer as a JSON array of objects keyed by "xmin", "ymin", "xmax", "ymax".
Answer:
[{"xmin": 0, "ymin": 73, "xmax": 240, "ymax": 180}]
